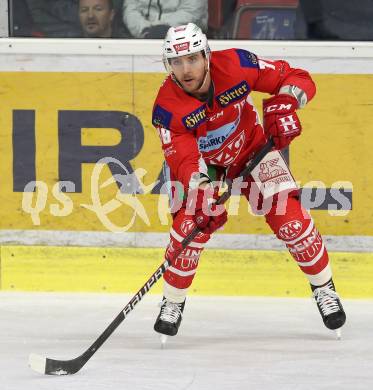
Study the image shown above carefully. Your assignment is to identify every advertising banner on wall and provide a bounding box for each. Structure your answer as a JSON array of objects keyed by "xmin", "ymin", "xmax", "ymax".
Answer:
[{"xmin": 0, "ymin": 69, "xmax": 371, "ymax": 237}]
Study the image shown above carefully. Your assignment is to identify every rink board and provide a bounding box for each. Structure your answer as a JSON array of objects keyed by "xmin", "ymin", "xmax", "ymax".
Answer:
[
  {"xmin": 1, "ymin": 245, "xmax": 372, "ymax": 298},
  {"xmin": 0, "ymin": 72, "xmax": 372, "ymax": 238},
  {"xmin": 0, "ymin": 41, "xmax": 371, "ymax": 297}
]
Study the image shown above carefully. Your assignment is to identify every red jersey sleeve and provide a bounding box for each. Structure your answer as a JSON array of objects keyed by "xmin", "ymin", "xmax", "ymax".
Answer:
[
  {"xmin": 230, "ymin": 49, "xmax": 316, "ymax": 104},
  {"xmin": 152, "ymin": 98, "xmax": 205, "ymax": 189}
]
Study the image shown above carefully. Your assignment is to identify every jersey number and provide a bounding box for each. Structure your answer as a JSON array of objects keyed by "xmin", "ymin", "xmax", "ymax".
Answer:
[{"xmin": 158, "ymin": 127, "xmax": 171, "ymax": 145}]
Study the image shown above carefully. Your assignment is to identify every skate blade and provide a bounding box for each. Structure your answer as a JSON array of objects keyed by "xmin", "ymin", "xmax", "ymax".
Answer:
[
  {"xmin": 160, "ymin": 334, "xmax": 168, "ymax": 349},
  {"xmin": 334, "ymin": 328, "xmax": 342, "ymax": 340}
]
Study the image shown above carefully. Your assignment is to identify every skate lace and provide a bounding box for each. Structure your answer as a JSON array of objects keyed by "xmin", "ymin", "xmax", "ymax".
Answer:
[
  {"xmin": 159, "ymin": 300, "xmax": 183, "ymax": 324},
  {"xmin": 312, "ymin": 283, "xmax": 340, "ymax": 316}
]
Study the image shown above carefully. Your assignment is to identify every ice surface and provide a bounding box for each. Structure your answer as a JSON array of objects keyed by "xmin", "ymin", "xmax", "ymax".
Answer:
[{"xmin": 0, "ymin": 292, "xmax": 372, "ymax": 390}]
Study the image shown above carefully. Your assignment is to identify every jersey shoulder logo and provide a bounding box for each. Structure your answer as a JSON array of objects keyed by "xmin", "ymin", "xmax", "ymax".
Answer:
[
  {"xmin": 235, "ymin": 49, "xmax": 259, "ymax": 68},
  {"xmin": 152, "ymin": 104, "xmax": 172, "ymax": 128}
]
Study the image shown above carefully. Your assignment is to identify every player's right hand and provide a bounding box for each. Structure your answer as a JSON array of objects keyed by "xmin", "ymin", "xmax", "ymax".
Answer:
[
  {"xmin": 186, "ymin": 186, "xmax": 227, "ymax": 235},
  {"xmin": 263, "ymin": 94, "xmax": 302, "ymax": 150}
]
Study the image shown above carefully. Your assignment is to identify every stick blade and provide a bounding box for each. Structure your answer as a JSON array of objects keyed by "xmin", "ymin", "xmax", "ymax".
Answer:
[
  {"xmin": 28, "ymin": 353, "xmax": 47, "ymax": 374},
  {"xmin": 29, "ymin": 353, "xmax": 83, "ymax": 375}
]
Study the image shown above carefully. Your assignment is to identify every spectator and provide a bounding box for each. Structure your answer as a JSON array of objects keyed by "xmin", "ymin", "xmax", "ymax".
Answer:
[
  {"xmin": 207, "ymin": 0, "xmax": 236, "ymax": 39},
  {"xmin": 11, "ymin": 0, "xmax": 40, "ymax": 37},
  {"xmin": 295, "ymin": 0, "xmax": 373, "ymax": 40},
  {"xmin": 26, "ymin": 0, "xmax": 81, "ymax": 37},
  {"xmin": 79, "ymin": 0, "xmax": 131, "ymax": 37},
  {"xmin": 122, "ymin": 0, "xmax": 208, "ymax": 38}
]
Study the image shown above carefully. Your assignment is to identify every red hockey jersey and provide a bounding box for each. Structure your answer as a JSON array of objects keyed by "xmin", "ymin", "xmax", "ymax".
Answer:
[{"xmin": 152, "ymin": 48, "xmax": 316, "ymax": 188}]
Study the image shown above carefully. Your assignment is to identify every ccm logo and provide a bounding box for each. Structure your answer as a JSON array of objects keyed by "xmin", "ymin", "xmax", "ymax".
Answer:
[{"xmin": 264, "ymin": 103, "xmax": 292, "ymax": 113}]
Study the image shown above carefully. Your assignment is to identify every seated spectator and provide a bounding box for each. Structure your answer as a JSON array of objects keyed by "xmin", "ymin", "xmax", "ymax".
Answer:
[
  {"xmin": 207, "ymin": 0, "xmax": 236, "ymax": 39},
  {"xmin": 295, "ymin": 0, "xmax": 373, "ymax": 40},
  {"xmin": 26, "ymin": 0, "xmax": 81, "ymax": 37},
  {"xmin": 79, "ymin": 0, "xmax": 131, "ymax": 37},
  {"xmin": 122, "ymin": 0, "xmax": 208, "ymax": 38},
  {"xmin": 11, "ymin": 0, "xmax": 42, "ymax": 37}
]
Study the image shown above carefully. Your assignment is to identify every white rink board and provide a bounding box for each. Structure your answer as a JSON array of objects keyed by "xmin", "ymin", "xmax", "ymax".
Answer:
[
  {"xmin": 0, "ymin": 292, "xmax": 372, "ymax": 390},
  {"xmin": 0, "ymin": 39, "xmax": 371, "ymax": 249},
  {"xmin": 0, "ymin": 39, "xmax": 372, "ymax": 73},
  {"xmin": 0, "ymin": 1, "xmax": 7, "ymax": 37},
  {"xmin": 0, "ymin": 229, "xmax": 372, "ymax": 252}
]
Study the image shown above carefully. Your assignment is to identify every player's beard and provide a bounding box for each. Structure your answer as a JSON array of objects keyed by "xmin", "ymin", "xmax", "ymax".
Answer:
[{"xmin": 180, "ymin": 68, "xmax": 209, "ymax": 95}]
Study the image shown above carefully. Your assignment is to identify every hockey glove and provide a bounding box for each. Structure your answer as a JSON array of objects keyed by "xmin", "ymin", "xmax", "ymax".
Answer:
[
  {"xmin": 263, "ymin": 94, "xmax": 301, "ymax": 150},
  {"xmin": 186, "ymin": 187, "xmax": 227, "ymax": 235}
]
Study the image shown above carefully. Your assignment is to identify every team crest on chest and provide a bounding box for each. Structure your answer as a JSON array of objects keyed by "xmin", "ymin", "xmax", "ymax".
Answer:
[{"xmin": 207, "ymin": 130, "xmax": 246, "ymax": 166}]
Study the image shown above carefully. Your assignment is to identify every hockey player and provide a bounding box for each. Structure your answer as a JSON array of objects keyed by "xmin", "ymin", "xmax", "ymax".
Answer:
[{"xmin": 151, "ymin": 23, "xmax": 346, "ymax": 339}]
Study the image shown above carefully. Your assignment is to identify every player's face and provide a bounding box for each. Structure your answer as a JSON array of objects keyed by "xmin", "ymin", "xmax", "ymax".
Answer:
[
  {"xmin": 79, "ymin": 0, "xmax": 114, "ymax": 38},
  {"xmin": 169, "ymin": 52, "xmax": 209, "ymax": 94}
]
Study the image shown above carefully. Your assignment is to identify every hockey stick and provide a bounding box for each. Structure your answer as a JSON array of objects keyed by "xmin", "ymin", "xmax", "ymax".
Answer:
[{"xmin": 29, "ymin": 137, "xmax": 274, "ymax": 376}]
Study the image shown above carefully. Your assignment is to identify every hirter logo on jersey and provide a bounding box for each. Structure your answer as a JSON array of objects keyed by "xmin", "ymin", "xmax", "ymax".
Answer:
[
  {"xmin": 278, "ymin": 220, "xmax": 303, "ymax": 241},
  {"xmin": 216, "ymin": 81, "xmax": 250, "ymax": 107},
  {"xmin": 173, "ymin": 42, "xmax": 190, "ymax": 54},
  {"xmin": 182, "ymin": 105, "xmax": 207, "ymax": 130}
]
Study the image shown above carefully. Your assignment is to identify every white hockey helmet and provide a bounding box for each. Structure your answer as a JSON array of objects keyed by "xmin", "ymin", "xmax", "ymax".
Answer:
[{"xmin": 162, "ymin": 23, "xmax": 210, "ymax": 72}]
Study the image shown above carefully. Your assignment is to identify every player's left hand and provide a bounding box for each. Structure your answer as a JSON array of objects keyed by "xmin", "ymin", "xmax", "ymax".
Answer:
[
  {"xmin": 186, "ymin": 186, "xmax": 227, "ymax": 235},
  {"xmin": 263, "ymin": 94, "xmax": 301, "ymax": 150}
]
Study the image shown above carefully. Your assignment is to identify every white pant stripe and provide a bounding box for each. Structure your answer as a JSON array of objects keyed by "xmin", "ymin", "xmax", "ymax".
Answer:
[
  {"xmin": 306, "ymin": 265, "xmax": 332, "ymax": 286},
  {"xmin": 163, "ymin": 280, "xmax": 188, "ymax": 303},
  {"xmin": 170, "ymin": 228, "xmax": 204, "ymax": 248},
  {"xmin": 167, "ymin": 266, "xmax": 197, "ymax": 277}
]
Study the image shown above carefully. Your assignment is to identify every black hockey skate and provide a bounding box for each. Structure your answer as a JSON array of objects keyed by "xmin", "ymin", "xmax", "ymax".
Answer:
[
  {"xmin": 311, "ymin": 279, "xmax": 346, "ymax": 335},
  {"xmin": 154, "ymin": 297, "xmax": 185, "ymax": 337}
]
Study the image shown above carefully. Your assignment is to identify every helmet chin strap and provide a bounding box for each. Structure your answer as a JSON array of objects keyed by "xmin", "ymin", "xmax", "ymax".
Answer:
[{"xmin": 195, "ymin": 67, "xmax": 210, "ymax": 93}]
